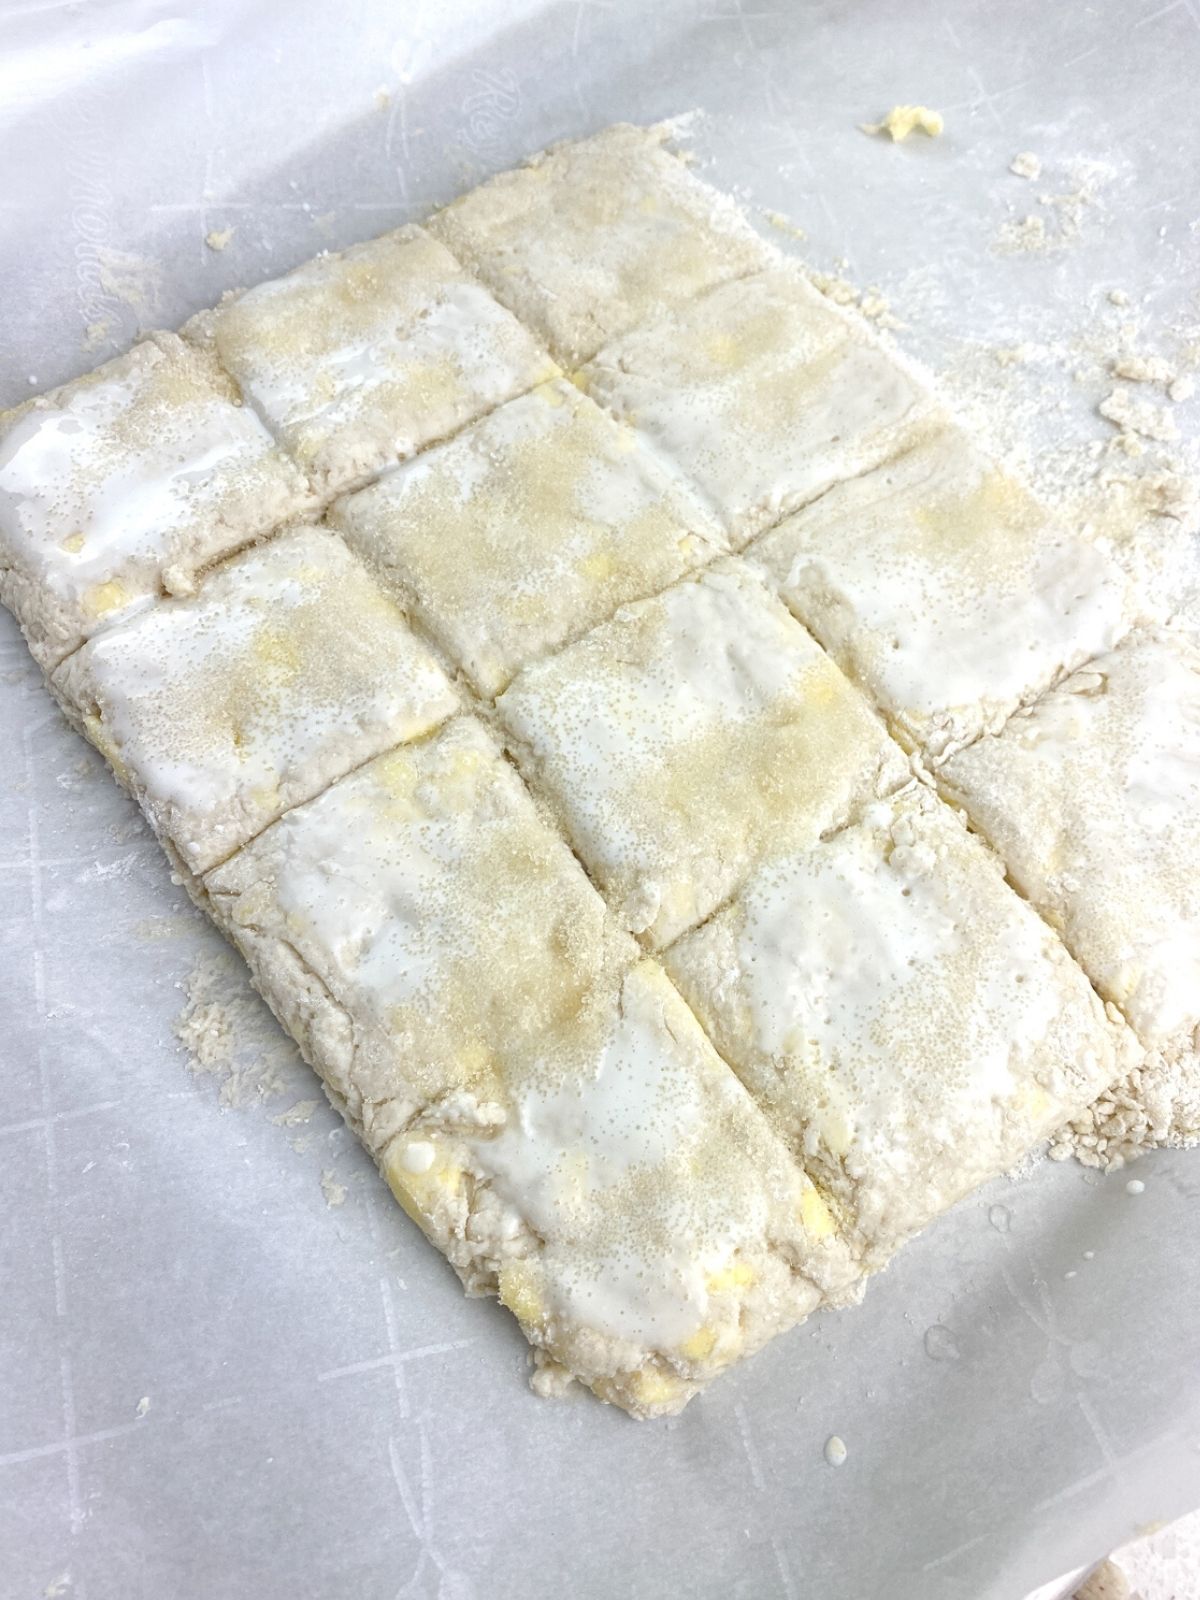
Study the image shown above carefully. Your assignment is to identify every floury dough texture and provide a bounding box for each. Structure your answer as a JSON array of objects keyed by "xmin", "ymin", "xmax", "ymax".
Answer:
[
  {"xmin": 0, "ymin": 333, "xmax": 313, "ymax": 670},
  {"xmin": 52, "ymin": 526, "xmax": 457, "ymax": 877},
  {"xmin": 330, "ymin": 378, "xmax": 724, "ymax": 698},
  {"xmin": 2, "ymin": 121, "xmax": 1191, "ymax": 1417},
  {"xmin": 749, "ymin": 424, "xmax": 1135, "ymax": 762},
  {"xmin": 666, "ymin": 788, "xmax": 1136, "ymax": 1268},
  {"xmin": 195, "ymin": 225, "xmax": 557, "ymax": 494},
  {"xmin": 427, "ymin": 122, "xmax": 778, "ymax": 367},
  {"xmin": 204, "ymin": 719, "xmax": 858, "ymax": 1417},
  {"xmin": 497, "ymin": 560, "xmax": 910, "ymax": 949}
]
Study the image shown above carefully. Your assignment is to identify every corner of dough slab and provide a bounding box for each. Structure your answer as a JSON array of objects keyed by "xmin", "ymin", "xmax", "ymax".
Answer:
[{"xmin": 861, "ymin": 105, "xmax": 945, "ymax": 142}]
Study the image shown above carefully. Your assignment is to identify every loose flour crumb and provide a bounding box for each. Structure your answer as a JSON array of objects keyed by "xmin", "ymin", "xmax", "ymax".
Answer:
[
  {"xmin": 320, "ymin": 1169, "xmax": 348, "ymax": 1207},
  {"xmin": 174, "ymin": 951, "xmax": 302, "ymax": 1109},
  {"xmin": 1010, "ymin": 152, "xmax": 1042, "ymax": 180}
]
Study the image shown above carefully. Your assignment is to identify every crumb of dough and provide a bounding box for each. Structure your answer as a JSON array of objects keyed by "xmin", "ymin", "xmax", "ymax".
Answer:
[
  {"xmin": 824, "ymin": 1435, "xmax": 848, "ymax": 1466},
  {"xmin": 174, "ymin": 951, "xmax": 303, "ymax": 1109},
  {"xmin": 764, "ymin": 209, "xmax": 807, "ymax": 241},
  {"xmin": 861, "ymin": 105, "xmax": 944, "ymax": 141},
  {"xmin": 997, "ymin": 213, "xmax": 1048, "ymax": 253},
  {"xmin": 1112, "ymin": 353, "xmax": 1175, "ymax": 385},
  {"xmin": 135, "ymin": 1396, "xmax": 151, "ymax": 1418},
  {"xmin": 1072, "ymin": 1558, "xmax": 1131, "ymax": 1600},
  {"xmin": 43, "ymin": 1576, "xmax": 71, "ymax": 1598},
  {"xmin": 1010, "ymin": 151, "xmax": 1042, "ymax": 180},
  {"xmin": 272, "ymin": 1099, "xmax": 321, "ymax": 1127},
  {"xmin": 83, "ymin": 319, "xmax": 114, "ymax": 352},
  {"xmin": 320, "ymin": 1169, "xmax": 347, "ymax": 1207},
  {"xmin": 1049, "ymin": 1052, "xmax": 1200, "ymax": 1170},
  {"xmin": 1099, "ymin": 386, "xmax": 1180, "ymax": 443},
  {"xmin": 1109, "ymin": 288, "xmax": 1130, "ymax": 306},
  {"xmin": 1169, "ymin": 374, "xmax": 1195, "ymax": 403},
  {"xmin": 205, "ymin": 228, "xmax": 235, "ymax": 252}
]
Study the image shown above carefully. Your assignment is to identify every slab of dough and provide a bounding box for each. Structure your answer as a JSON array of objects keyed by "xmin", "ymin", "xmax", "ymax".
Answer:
[
  {"xmin": 498, "ymin": 559, "xmax": 910, "ymax": 949},
  {"xmin": 581, "ymin": 266, "xmax": 940, "ymax": 546},
  {"xmin": 330, "ymin": 377, "xmax": 725, "ymax": 698},
  {"xmin": 939, "ymin": 627, "xmax": 1200, "ymax": 1061},
  {"xmin": 749, "ymin": 424, "xmax": 1134, "ymax": 761},
  {"xmin": 427, "ymin": 123, "xmax": 778, "ymax": 367},
  {"xmin": 666, "ymin": 787, "xmax": 1137, "ymax": 1269},
  {"xmin": 204, "ymin": 718, "xmax": 859, "ymax": 1417},
  {"xmin": 196, "ymin": 226, "xmax": 557, "ymax": 494},
  {"xmin": 0, "ymin": 333, "xmax": 313, "ymax": 671},
  {"xmin": 52, "ymin": 525, "xmax": 457, "ymax": 876}
]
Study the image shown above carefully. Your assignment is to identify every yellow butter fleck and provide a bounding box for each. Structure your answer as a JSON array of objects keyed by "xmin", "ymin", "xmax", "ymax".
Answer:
[
  {"xmin": 801, "ymin": 1185, "xmax": 835, "ymax": 1239},
  {"xmin": 706, "ymin": 1259, "xmax": 755, "ymax": 1293},
  {"xmin": 82, "ymin": 579, "xmax": 129, "ymax": 618},
  {"xmin": 498, "ymin": 1261, "xmax": 542, "ymax": 1325},
  {"xmin": 680, "ymin": 1325, "xmax": 717, "ymax": 1361},
  {"xmin": 61, "ymin": 532, "xmax": 86, "ymax": 554}
]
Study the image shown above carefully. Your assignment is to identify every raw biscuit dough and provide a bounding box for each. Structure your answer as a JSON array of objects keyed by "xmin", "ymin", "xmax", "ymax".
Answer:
[
  {"xmin": 666, "ymin": 787, "xmax": 1137, "ymax": 1268},
  {"xmin": 749, "ymin": 424, "xmax": 1133, "ymax": 761},
  {"xmin": 199, "ymin": 225, "xmax": 557, "ymax": 494},
  {"xmin": 498, "ymin": 559, "xmax": 910, "ymax": 948},
  {"xmin": 53, "ymin": 525, "xmax": 457, "ymax": 876},
  {"xmin": 939, "ymin": 627, "xmax": 1200, "ymax": 1059},
  {"xmin": 428, "ymin": 122, "xmax": 778, "ymax": 367},
  {"xmin": 0, "ymin": 333, "xmax": 313, "ymax": 670},
  {"xmin": 330, "ymin": 377, "xmax": 725, "ymax": 698},
  {"xmin": 204, "ymin": 718, "xmax": 858, "ymax": 1417}
]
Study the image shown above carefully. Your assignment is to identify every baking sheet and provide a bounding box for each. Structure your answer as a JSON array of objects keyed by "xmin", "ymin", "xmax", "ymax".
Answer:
[{"xmin": 3, "ymin": 2, "xmax": 1200, "ymax": 1596}]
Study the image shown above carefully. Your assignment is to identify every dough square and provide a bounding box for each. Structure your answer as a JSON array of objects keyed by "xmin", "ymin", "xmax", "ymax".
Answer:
[
  {"xmin": 52, "ymin": 525, "xmax": 457, "ymax": 877},
  {"xmin": 580, "ymin": 266, "xmax": 939, "ymax": 546},
  {"xmin": 204, "ymin": 718, "xmax": 857, "ymax": 1417},
  {"xmin": 0, "ymin": 333, "xmax": 314, "ymax": 671},
  {"xmin": 665, "ymin": 788, "xmax": 1136, "ymax": 1269},
  {"xmin": 750, "ymin": 424, "xmax": 1135, "ymax": 762},
  {"xmin": 497, "ymin": 559, "xmax": 910, "ymax": 948},
  {"xmin": 203, "ymin": 226, "xmax": 557, "ymax": 494},
  {"xmin": 427, "ymin": 123, "xmax": 778, "ymax": 368},
  {"xmin": 329, "ymin": 377, "xmax": 726, "ymax": 698},
  {"xmin": 939, "ymin": 627, "xmax": 1200, "ymax": 1059}
]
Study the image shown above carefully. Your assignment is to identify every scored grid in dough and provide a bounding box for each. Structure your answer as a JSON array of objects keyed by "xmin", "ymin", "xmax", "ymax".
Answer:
[
  {"xmin": 580, "ymin": 265, "xmax": 941, "ymax": 546},
  {"xmin": 51, "ymin": 525, "xmax": 458, "ymax": 879},
  {"xmin": 204, "ymin": 717, "xmax": 858, "ymax": 1418},
  {"xmin": 748, "ymin": 422, "xmax": 1137, "ymax": 763},
  {"xmin": 328, "ymin": 376, "xmax": 726, "ymax": 698},
  {"xmin": 190, "ymin": 224, "xmax": 558, "ymax": 495},
  {"xmin": 0, "ymin": 332, "xmax": 314, "ymax": 671},
  {"xmin": 665, "ymin": 786, "xmax": 1138, "ymax": 1270},
  {"xmin": 3, "ymin": 121, "xmax": 1184, "ymax": 1419},
  {"xmin": 939, "ymin": 627, "xmax": 1200, "ymax": 1061}
]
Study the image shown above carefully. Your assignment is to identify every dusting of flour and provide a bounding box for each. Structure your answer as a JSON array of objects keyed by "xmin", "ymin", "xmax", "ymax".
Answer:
[{"xmin": 174, "ymin": 949, "xmax": 304, "ymax": 1109}]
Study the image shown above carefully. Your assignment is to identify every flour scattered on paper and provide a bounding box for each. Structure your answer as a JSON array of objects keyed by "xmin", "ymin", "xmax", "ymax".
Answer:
[
  {"xmin": 95, "ymin": 245, "xmax": 165, "ymax": 320},
  {"xmin": 174, "ymin": 950, "xmax": 303, "ymax": 1109}
]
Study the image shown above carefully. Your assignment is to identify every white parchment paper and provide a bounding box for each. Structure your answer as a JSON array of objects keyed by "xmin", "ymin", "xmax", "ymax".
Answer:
[{"xmin": 2, "ymin": 3, "xmax": 1199, "ymax": 1597}]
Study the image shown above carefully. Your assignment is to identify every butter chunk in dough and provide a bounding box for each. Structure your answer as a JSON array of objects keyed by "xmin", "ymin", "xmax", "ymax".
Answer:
[
  {"xmin": 498, "ymin": 560, "xmax": 910, "ymax": 948},
  {"xmin": 53, "ymin": 525, "xmax": 456, "ymax": 876},
  {"xmin": 665, "ymin": 789, "xmax": 1136, "ymax": 1269},
  {"xmin": 203, "ymin": 226, "xmax": 556, "ymax": 494},
  {"xmin": 330, "ymin": 378, "xmax": 725, "ymax": 698},
  {"xmin": 427, "ymin": 123, "xmax": 777, "ymax": 368},
  {"xmin": 581, "ymin": 267, "xmax": 939, "ymax": 546},
  {"xmin": 0, "ymin": 333, "xmax": 313, "ymax": 671},
  {"xmin": 750, "ymin": 425, "xmax": 1133, "ymax": 761},
  {"xmin": 204, "ymin": 719, "xmax": 858, "ymax": 1418},
  {"xmin": 940, "ymin": 628, "xmax": 1200, "ymax": 1057}
]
